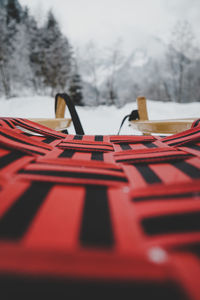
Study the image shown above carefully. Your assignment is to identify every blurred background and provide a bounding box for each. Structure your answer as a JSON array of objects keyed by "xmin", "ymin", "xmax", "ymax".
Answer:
[{"xmin": 0, "ymin": 0, "xmax": 200, "ymax": 107}]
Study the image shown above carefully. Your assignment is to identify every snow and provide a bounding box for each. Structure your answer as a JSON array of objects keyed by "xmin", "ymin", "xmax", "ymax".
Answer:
[{"xmin": 0, "ymin": 96, "xmax": 199, "ymax": 135}]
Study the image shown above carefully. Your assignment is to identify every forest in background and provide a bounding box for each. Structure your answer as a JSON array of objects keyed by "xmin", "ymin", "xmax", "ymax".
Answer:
[{"xmin": 0, "ymin": 0, "xmax": 200, "ymax": 106}]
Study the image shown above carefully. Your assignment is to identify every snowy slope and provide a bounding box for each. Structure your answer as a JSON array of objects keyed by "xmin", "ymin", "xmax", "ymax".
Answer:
[{"xmin": 0, "ymin": 96, "xmax": 199, "ymax": 135}]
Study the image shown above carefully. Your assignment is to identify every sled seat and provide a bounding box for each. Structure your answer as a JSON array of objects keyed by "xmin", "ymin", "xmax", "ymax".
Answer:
[
  {"xmin": 30, "ymin": 95, "xmax": 71, "ymax": 131},
  {"xmin": 130, "ymin": 97, "xmax": 196, "ymax": 134},
  {"xmin": 0, "ymin": 113, "xmax": 200, "ymax": 299}
]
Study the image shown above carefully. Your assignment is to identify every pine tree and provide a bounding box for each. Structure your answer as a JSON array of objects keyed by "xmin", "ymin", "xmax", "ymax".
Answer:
[
  {"xmin": 5, "ymin": 0, "xmax": 21, "ymax": 58},
  {"xmin": 0, "ymin": 3, "xmax": 72, "ymax": 97},
  {"xmin": 6, "ymin": 0, "xmax": 21, "ymax": 24},
  {"xmin": 21, "ymin": 7, "xmax": 42, "ymax": 91},
  {"xmin": 41, "ymin": 11, "xmax": 72, "ymax": 95},
  {"xmin": 0, "ymin": 8, "xmax": 11, "ymax": 97},
  {"xmin": 9, "ymin": 23, "xmax": 33, "ymax": 92},
  {"xmin": 0, "ymin": 0, "xmax": 7, "ymax": 7},
  {"xmin": 69, "ymin": 73, "xmax": 84, "ymax": 106}
]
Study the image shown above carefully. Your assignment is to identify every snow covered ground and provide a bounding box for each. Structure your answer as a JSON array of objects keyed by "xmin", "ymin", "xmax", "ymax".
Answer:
[{"xmin": 0, "ymin": 96, "xmax": 200, "ymax": 135}]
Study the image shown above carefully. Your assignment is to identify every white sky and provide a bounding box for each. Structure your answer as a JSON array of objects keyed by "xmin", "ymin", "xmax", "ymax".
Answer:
[{"xmin": 19, "ymin": 0, "xmax": 200, "ymax": 48}]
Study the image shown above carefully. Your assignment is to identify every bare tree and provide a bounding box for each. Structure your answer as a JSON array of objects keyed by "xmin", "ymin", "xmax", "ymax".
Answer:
[
  {"xmin": 104, "ymin": 39, "xmax": 124, "ymax": 105},
  {"xmin": 164, "ymin": 21, "xmax": 197, "ymax": 102},
  {"xmin": 78, "ymin": 41, "xmax": 102, "ymax": 105}
]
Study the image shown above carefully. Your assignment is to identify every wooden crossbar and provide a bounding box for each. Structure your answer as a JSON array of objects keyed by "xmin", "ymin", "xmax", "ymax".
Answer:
[
  {"xmin": 31, "ymin": 95, "xmax": 71, "ymax": 131},
  {"xmin": 29, "ymin": 118, "xmax": 71, "ymax": 131},
  {"xmin": 130, "ymin": 97, "xmax": 197, "ymax": 134}
]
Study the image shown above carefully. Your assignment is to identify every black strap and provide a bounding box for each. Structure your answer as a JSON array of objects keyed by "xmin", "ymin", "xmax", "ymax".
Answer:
[
  {"xmin": 117, "ymin": 110, "xmax": 139, "ymax": 135},
  {"xmin": 55, "ymin": 93, "xmax": 85, "ymax": 135},
  {"xmin": 80, "ymin": 186, "xmax": 114, "ymax": 248}
]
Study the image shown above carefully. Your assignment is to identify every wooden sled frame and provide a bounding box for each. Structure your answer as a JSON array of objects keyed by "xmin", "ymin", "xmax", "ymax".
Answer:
[
  {"xmin": 130, "ymin": 97, "xmax": 197, "ymax": 135},
  {"xmin": 27, "ymin": 94, "xmax": 197, "ymax": 135},
  {"xmin": 29, "ymin": 95, "xmax": 71, "ymax": 131}
]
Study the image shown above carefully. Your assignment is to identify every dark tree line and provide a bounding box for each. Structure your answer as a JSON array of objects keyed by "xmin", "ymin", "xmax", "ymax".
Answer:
[{"xmin": 0, "ymin": 0, "xmax": 83, "ymax": 105}]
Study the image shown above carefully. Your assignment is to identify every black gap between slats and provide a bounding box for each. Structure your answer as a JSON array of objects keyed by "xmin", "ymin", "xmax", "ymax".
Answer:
[
  {"xmin": 23, "ymin": 148, "xmax": 45, "ymax": 156},
  {"xmin": 3, "ymin": 119, "xmax": 15, "ymax": 129},
  {"xmin": 0, "ymin": 131, "xmax": 50, "ymax": 150},
  {"xmin": 142, "ymin": 211, "xmax": 200, "ymax": 236},
  {"xmin": 95, "ymin": 135, "xmax": 104, "ymax": 142},
  {"xmin": 0, "ymin": 275, "xmax": 187, "ymax": 300},
  {"xmin": 80, "ymin": 186, "xmax": 114, "ymax": 248},
  {"xmin": 22, "ymin": 132, "xmax": 34, "ymax": 137},
  {"xmin": 134, "ymin": 164, "xmax": 162, "ymax": 184},
  {"xmin": 120, "ymin": 143, "xmax": 132, "ymax": 150},
  {"xmin": 185, "ymin": 144, "xmax": 200, "ymax": 152},
  {"xmin": 91, "ymin": 152, "xmax": 104, "ymax": 161},
  {"xmin": 193, "ymin": 119, "xmax": 200, "ymax": 127},
  {"xmin": 0, "ymin": 181, "xmax": 52, "ymax": 240},
  {"xmin": 42, "ymin": 137, "xmax": 58, "ymax": 144},
  {"xmin": 163, "ymin": 129, "xmax": 200, "ymax": 143},
  {"xmin": 0, "ymin": 151, "xmax": 25, "ymax": 169},
  {"xmin": 18, "ymin": 169, "xmax": 128, "ymax": 183},
  {"xmin": 13, "ymin": 119, "xmax": 62, "ymax": 138},
  {"xmin": 59, "ymin": 149, "xmax": 76, "ymax": 158},
  {"xmin": 174, "ymin": 242, "xmax": 200, "ymax": 258},
  {"xmin": 133, "ymin": 191, "xmax": 200, "ymax": 202},
  {"xmin": 171, "ymin": 161, "xmax": 200, "ymax": 179},
  {"xmin": 144, "ymin": 143, "xmax": 158, "ymax": 148},
  {"xmin": 73, "ymin": 135, "xmax": 83, "ymax": 140}
]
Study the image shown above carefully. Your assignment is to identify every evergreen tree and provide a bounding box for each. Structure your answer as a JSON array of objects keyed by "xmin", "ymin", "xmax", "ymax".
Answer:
[
  {"xmin": 21, "ymin": 7, "xmax": 43, "ymax": 91},
  {"xmin": 6, "ymin": 0, "xmax": 21, "ymax": 24},
  {"xmin": 0, "ymin": 3, "xmax": 72, "ymax": 98},
  {"xmin": 9, "ymin": 23, "xmax": 33, "ymax": 92},
  {"xmin": 41, "ymin": 11, "xmax": 72, "ymax": 95},
  {"xmin": 69, "ymin": 73, "xmax": 84, "ymax": 106},
  {"xmin": 0, "ymin": 0, "xmax": 7, "ymax": 7},
  {"xmin": 5, "ymin": 0, "xmax": 21, "ymax": 59},
  {"xmin": 0, "ymin": 8, "xmax": 11, "ymax": 97},
  {"xmin": 30, "ymin": 26, "xmax": 46, "ymax": 92}
]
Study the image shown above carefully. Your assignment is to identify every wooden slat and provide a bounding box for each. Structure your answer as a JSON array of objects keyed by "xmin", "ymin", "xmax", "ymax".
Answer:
[
  {"xmin": 30, "ymin": 95, "xmax": 72, "ymax": 131},
  {"xmin": 30, "ymin": 118, "xmax": 71, "ymax": 131},
  {"xmin": 130, "ymin": 119, "xmax": 196, "ymax": 134},
  {"xmin": 130, "ymin": 96, "xmax": 197, "ymax": 134}
]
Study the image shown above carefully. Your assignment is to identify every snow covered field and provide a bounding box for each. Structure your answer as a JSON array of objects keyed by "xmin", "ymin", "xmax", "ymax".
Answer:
[{"xmin": 0, "ymin": 96, "xmax": 200, "ymax": 135}]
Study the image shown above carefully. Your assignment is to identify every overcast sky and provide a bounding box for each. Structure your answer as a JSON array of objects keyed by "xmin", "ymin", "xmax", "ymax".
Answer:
[{"xmin": 19, "ymin": 0, "xmax": 200, "ymax": 49}]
